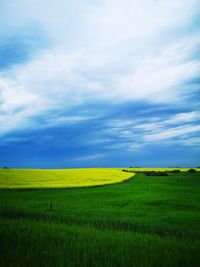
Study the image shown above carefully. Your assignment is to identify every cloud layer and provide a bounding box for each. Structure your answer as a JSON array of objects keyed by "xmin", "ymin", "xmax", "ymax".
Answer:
[{"xmin": 0, "ymin": 0, "xmax": 200, "ymax": 166}]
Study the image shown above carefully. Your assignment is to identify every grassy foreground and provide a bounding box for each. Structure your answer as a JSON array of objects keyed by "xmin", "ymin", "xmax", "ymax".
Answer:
[
  {"xmin": 0, "ymin": 168, "xmax": 133, "ymax": 189},
  {"xmin": 0, "ymin": 169, "xmax": 200, "ymax": 266},
  {"xmin": 1, "ymin": 218, "xmax": 199, "ymax": 267}
]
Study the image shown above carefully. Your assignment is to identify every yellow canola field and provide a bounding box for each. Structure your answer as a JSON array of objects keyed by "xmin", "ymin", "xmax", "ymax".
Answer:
[{"xmin": 0, "ymin": 168, "xmax": 134, "ymax": 189}]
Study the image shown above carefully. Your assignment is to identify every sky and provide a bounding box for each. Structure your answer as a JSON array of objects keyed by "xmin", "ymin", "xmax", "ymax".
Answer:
[{"xmin": 0, "ymin": 0, "xmax": 200, "ymax": 168}]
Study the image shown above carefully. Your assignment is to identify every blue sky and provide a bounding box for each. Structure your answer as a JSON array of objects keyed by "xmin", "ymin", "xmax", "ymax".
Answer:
[{"xmin": 0, "ymin": 0, "xmax": 200, "ymax": 168}]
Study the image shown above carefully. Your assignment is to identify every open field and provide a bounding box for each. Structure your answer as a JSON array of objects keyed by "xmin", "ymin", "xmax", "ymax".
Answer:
[
  {"xmin": 0, "ymin": 168, "xmax": 134, "ymax": 189},
  {"xmin": 0, "ymin": 167, "xmax": 198, "ymax": 189},
  {"xmin": 0, "ymin": 169, "xmax": 200, "ymax": 266},
  {"xmin": 126, "ymin": 167, "xmax": 199, "ymax": 172}
]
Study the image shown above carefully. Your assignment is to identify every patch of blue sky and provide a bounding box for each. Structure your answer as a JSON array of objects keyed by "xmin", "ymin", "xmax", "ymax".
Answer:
[
  {"xmin": 1, "ymin": 99, "xmax": 200, "ymax": 168},
  {"xmin": 0, "ymin": 25, "xmax": 49, "ymax": 69}
]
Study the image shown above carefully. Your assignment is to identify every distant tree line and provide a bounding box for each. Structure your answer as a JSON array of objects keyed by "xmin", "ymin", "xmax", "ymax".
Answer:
[{"xmin": 122, "ymin": 168, "xmax": 197, "ymax": 176}]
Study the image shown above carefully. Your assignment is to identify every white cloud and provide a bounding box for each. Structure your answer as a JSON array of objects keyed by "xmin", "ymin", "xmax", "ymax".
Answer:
[
  {"xmin": 179, "ymin": 137, "xmax": 200, "ymax": 146},
  {"xmin": 167, "ymin": 112, "xmax": 200, "ymax": 124},
  {"xmin": 101, "ymin": 110, "xmax": 200, "ymax": 149},
  {"xmin": 0, "ymin": 0, "xmax": 200, "ymax": 135},
  {"xmin": 144, "ymin": 124, "xmax": 200, "ymax": 142},
  {"xmin": 73, "ymin": 153, "xmax": 106, "ymax": 162},
  {"xmin": 87, "ymin": 0, "xmax": 199, "ymax": 45},
  {"xmin": 46, "ymin": 115, "xmax": 96, "ymax": 126}
]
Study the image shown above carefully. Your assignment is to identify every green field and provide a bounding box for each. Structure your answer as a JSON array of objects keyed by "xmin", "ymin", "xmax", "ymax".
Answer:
[
  {"xmin": 0, "ymin": 168, "xmax": 200, "ymax": 266},
  {"xmin": 126, "ymin": 167, "xmax": 198, "ymax": 171}
]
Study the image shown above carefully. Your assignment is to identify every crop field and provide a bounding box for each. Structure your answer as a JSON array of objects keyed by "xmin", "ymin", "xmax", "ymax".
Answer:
[
  {"xmin": 126, "ymin": 167, "xmax": 198, "ymax": 172},
  {"xmin": 0, "ymin": 168, "xmax": 133, "ymax": 189},
  {"xmin": 0, "ymin": 168, "xmax": 200, "ymax": 267}
]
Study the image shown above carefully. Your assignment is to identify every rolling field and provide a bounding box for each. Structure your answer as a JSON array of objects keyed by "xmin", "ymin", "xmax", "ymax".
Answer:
[
  {"xmin": 126, "ymin": 167, "xmax": 198, "ymax": 171},
  {"xmin": 0, "ymin": 168, "xmax": 133, "ymax": 189},
  {"xmin": 0, "ymin": 169, "xmax": 200, "ymax": 266}
]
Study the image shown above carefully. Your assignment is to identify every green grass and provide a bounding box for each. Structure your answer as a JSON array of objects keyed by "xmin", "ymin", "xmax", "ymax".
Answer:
[
  {"xmin": 0, "ymin": 168, "xmax": 133, "ymax": 189},
  {"xmin": 0, "ymin": 169, "xmax": 200, "ymax": 266},
  {"xmin": 1, "ymin": 218, "xmax": 199, "ymax": 267},
  {"xmin": 126, "ymin": 167, "xmax": 198, "ymax": 171}
]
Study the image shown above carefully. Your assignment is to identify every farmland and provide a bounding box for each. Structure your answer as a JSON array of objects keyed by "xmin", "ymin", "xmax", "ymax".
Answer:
[
  {"xmin": 0, "ymin": 168, "xmax": 133, "ymax": 189},
  {"xmin": 0, "ymin": 168, "xmax": 200, "ymax": 266}
]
